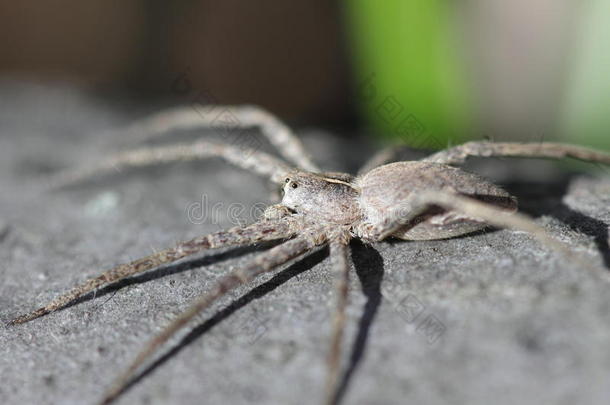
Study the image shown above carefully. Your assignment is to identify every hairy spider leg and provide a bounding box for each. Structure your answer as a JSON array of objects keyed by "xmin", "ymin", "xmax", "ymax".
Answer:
[
  {"xmin": 99, "ymin": 226, "xmax": 330, "ymax": 405},
  {"xmin": 358, "ymin": 147, "xmax": 404, "ymax": 175},
  {"xmin": 325, "ymin": 235, "xmax": 352, "ymax": 405},
  {"xmin": 355, "ymin": 190, "xmax": 606, "ymax": 280},
  {"xmin": 360, "ymin": 141, "xmax": 610, "ymax": 174},
  {"xmin": 50, "ymin": 139, "xmax": 293, "ymax": 189},
  {"xmin": 7, "ymin": 219, "xmax": 299, "ymax": 326},
  {"xmin": 423, "ymin": 141, "xmax": 610, "ymax": 166},
  {"xmin": 117, "ymin": 105, "xmax": 319, "ymax": 172}
]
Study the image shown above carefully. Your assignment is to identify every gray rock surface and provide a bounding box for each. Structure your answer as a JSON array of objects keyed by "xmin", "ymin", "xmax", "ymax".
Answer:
[{"xmin": 1, "ymin": 81, "xmax": 610, "ymax": 405}]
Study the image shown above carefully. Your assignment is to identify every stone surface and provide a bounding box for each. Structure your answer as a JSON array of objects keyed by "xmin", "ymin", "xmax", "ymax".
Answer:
[{"xmin": 1, "ymin": 81, "xmax": 610, "ymax": 405}]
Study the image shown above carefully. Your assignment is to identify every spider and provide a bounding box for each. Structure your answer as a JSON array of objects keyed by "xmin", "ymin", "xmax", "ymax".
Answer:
[{"xmin": 6, "ymin": 105, "xmax": 610, "ymax": 405}]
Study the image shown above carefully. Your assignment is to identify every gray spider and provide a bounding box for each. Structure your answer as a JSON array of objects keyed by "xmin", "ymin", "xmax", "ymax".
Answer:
[{"xmin": 7, "ymin": 105, "xmax": 610, "ymax": 405}]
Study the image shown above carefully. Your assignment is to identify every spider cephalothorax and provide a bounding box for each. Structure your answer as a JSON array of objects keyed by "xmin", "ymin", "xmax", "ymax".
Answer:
[
  {"xmin": 281, "ymin": 172, "xmax": 361, "ymax": 225},
  {"xmin": 7, "ymin": 105, "xmax": 610, "ymax": 405}
]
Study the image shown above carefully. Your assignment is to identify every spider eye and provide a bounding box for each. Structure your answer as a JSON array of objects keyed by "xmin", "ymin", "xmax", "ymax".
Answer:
[
  {"xmin": 285, "ymin": 178, "xmax": 290, "ymax": 183},
  {"xmin": 291, "ymin": 182, "xmax": 298, "ymax": 189}
]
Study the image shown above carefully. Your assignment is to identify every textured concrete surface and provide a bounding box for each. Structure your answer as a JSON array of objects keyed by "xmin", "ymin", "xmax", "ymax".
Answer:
[{"xmin": 1, "ymin": 81, "xmax": 610, "ymax": 405}]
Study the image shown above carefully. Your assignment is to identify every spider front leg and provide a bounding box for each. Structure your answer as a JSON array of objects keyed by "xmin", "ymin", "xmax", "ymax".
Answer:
[
  {"xmin": 116, "ymin": 104, "xmax": 320, "ymax": 171},
  {"xmin": 99, "ymin": 225, "xmax": 330, "ymax": 405},
  {"xmin": 7, "ymin": 217, "xmax": 299, "ymax": 326},
  {"xmin": 50, "ymin": 139, "xmax": 293, "ymax": 189},
  {"xmin": 325, "ymin": 234, "xmax": 352, "ymax": 405},
  {"xmin": 423, "ymin": 141, "xmax": 610, "ymax": 166},
  {"xmin": 355, "ymin": 191, "xmax": 605, "ymax": 278}
]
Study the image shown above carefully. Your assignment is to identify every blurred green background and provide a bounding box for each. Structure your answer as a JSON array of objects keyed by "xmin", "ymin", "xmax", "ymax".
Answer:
[
  {"xmin": 345, "ymin": 0, "xmax": 610, "ymax": 150},
  {"xmin": 0, "ymin": 1, "xmax": 608, "ymax": 149},
  {"xmin": 345, "ymin": 0, "xmax": 473, "ymax": 149}
]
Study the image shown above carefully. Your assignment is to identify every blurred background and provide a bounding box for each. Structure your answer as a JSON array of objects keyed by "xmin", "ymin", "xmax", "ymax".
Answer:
[{"xmin": 0, "ymin": 0, "xmax": 608, "ymax": 149}]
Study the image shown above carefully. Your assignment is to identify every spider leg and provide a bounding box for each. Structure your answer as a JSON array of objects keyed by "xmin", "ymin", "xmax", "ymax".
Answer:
[
  {"xmin": 358, "ymin": 143, "xmax": 439, "ymax": 175},
  {"xmin": 98, "ymin": 226, "xmax": 329, "ymax": 405},
  {"xmin": 50, "ymin": 139, "xmax": 293, "ymax": 189},
  {"xmin": 325, "ymin": 234, "xmax": 352, "ymax": 405},
  {"xmin": 7, "ymin": 218, "xmax": 299, "ymax": 326},
  {"xmin": 356, "ymin": 191, "xmax": 606, "ymax": 279},
  {"xmin": 117, "ymin": 105, "xmax": 320, "ymax": 171},
  {"xmin": 358, "ymin": 146, "xmax": 403, "ymax": 175},
  {"xmin": 423, "ymin": 141, "xmax": 610, "ymax": 166}
]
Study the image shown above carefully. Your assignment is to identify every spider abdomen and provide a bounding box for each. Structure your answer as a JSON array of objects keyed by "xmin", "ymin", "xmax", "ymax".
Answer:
[{"xmin": 356, "ymin": 161, "xmax": 517, "ymax": 240}]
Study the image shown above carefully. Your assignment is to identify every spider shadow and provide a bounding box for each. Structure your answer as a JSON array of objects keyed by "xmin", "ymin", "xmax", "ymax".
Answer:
[
  {"xmin": 503, "ymin": 173, "xmax": 610, "ymax": 269},
  {"xmin": 114, "ymin": 246, "xmax": 329, "ymax": 401},
  {"xmin": 332, "ymin": 239, "xmax": 385, "ymax": 405}
]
